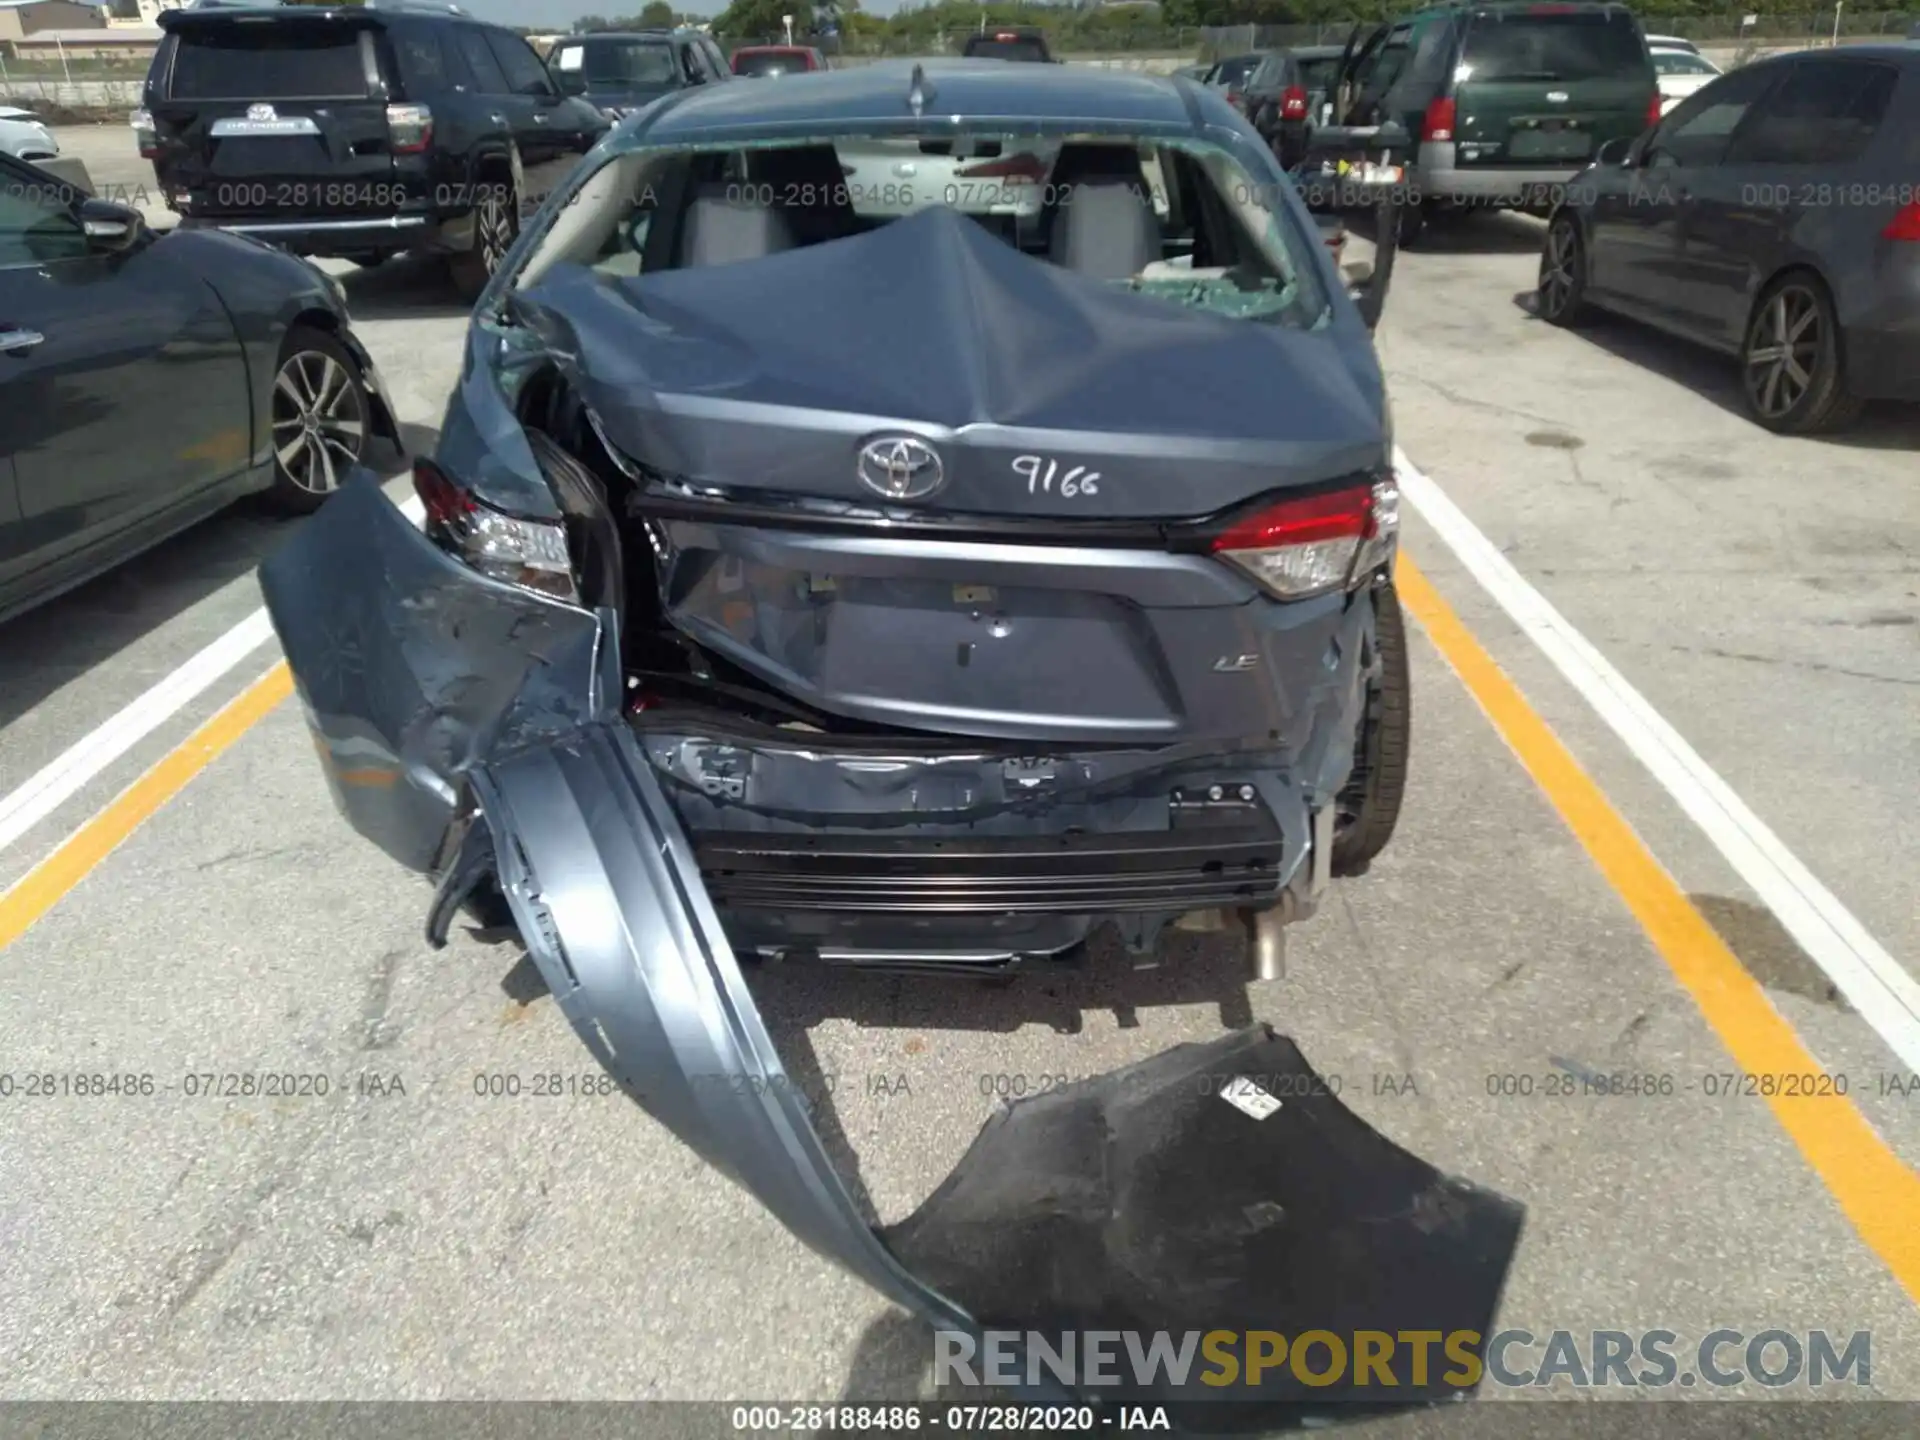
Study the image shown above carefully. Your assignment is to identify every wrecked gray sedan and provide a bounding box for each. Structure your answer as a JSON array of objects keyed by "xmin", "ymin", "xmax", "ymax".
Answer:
[{"xmin": 262, "ymin": 62, "xmax": 1520, "ymax": 1423}]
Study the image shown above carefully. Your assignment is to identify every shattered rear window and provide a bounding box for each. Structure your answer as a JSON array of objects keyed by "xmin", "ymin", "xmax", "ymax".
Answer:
[{"xmin": 514, "ymin": 127, "xmax": 1330, "ymax": 329}]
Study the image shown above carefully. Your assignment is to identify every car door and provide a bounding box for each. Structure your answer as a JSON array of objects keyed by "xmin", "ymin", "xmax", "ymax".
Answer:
[
  {"xmin": 448, "ymin": 24, "xmax": 520, "ymax": 189},
  {"xmin": 0, "ymin": 161, "xmax": 249, "ymax": 602},
  {"xmin": 484, "ymin": 26, "xmax": 596, "ymax": 208},
  {"xmin": 1596, "ymin": 63, "xmax": 1781, "ymax": 328},
  {"xmin": 1687, "ymin": 57, "xmax": 1901, "ymax": 345}
]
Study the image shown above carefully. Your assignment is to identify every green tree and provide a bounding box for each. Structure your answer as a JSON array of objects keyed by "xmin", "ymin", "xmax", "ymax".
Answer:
[
  {"xmin": 639, "ymin": 0, "xmax": 677, "ymax": 23},
  {"xmin": 716, "ymin": 0, "xmax": 817, "ymax": 40}
]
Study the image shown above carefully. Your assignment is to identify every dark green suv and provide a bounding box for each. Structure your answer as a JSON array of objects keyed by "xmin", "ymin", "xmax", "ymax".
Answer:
[{"xmin": 1334, "ymin": 1, "xmax": 1660, "ymax": 242}]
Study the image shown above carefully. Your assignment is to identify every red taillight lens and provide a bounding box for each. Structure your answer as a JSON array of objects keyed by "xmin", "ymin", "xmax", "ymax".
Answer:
[
  {"xmin": 413, "ymin": 457, "xmax": 474, "ymax": 526},
  {"xmin": 1211, "ymin": 480, "xmax": 1399, "ymax": 601},
  {"xmin": 1646, "ymin": 92, "xmax": 1664, "ymax": 128},
  {"xmin": 1882, "ymin": 201, "xmax": 1920, "ymax": 241},
  {"xmin": 386, "ymin": 102, "xmax": 432, "ymax": 155},
  {"xmin": 954, "ymin": 151, "xmax": 1050, "ymax": 182},
  {"xmin": 1422, "ymin": 96, "xmax": 1456, "ymax": 142},
  {"xmin": 1281, "ymin": 85, "xmax": 1308, "ymax": 121},
  {"xmin": 414, "ymin": 457, "xmax": 578, "ymax": 603},
  {"xmin": 1226, "ymin": 87, "xmax": 1245, "ymax": 111}
]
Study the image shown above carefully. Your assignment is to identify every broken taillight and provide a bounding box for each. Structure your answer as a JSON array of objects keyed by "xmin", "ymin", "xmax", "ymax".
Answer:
[
  {"xmin": 1281, "ymin": 85, "xmax": 1309, "ymax": 121},
  {"xmin": 413, "ymin": 458, "xmax": 578, "ymax": 603},
  {"xmin": 386, "ymin": 102, "xmax": 432, "ymax": 155},
  {"xmin": 1211, "ymin": 479, "xmax": 1399, "ymax": 601}
]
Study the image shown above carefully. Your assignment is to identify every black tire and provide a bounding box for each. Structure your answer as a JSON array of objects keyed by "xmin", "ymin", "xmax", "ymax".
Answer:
[
  {"xmin": 266, "ymin": 325, "xmax": 372, "ymax": 514},
  {"xmin": 449, "ymin": 176, "xmax": 518, "ymax": 302},
  {"xmin": 1395, "ymin": 199, "xmax": 1428, "ymax": 248},
  {"xmin": 1331, "ymin": 580, "xmax": 1410, "ymax": 877},
  {"xmin": 1740, "ymin": 273, "xmax": 1864, "ymax": 435},
  {"xmin": 1537, "ymin": 211, "xmax": 1592, "ymax": 327}
]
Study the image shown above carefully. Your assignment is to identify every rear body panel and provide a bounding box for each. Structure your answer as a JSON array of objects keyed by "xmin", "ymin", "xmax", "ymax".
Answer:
[
  {"xmin": 1406, "ymin": 5, "xmax": 1657, "ymax": 201},
  {"xmin": 261, "ymin": 475, "xmax": 1522, "ymax": 1411},
  {"xmin": 147, "ymin": 18, "xmax": 417, "ymax": 223}
]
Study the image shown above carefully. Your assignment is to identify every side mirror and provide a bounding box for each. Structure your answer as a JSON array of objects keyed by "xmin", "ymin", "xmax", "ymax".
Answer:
[
  {"xmin": 1595, "ymin": 136, "xmax": 1635, "ymax": 167},
  {"xmin": 551, "ymin": 68, "xmax": 589, "ymax": 98},
  {"xmin": 1297, "ymin": 121, "xmax": 1413, "ymax": 331},
  {"xmin": 77, "ymin": 197, "xmax": 144, "ymax": 253}
]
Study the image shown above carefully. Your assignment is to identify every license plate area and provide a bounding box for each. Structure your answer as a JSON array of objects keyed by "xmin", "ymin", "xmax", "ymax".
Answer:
[{"xmin": 1507, "ymin": 120, "xmax": 1592, "ymax": 161}]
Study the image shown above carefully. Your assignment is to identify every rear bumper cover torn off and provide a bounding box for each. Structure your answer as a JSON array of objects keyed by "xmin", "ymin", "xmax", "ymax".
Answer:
[{"xmin": 434, "ymin": 723, "xmax": 1523, "ymax": 1421}]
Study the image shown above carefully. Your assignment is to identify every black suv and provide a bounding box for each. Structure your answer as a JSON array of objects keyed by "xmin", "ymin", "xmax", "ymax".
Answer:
[
  {"xmin": 960, "ymin": 28, "xmax": 1055, "ymax": 62},
  {"xmin": 136, "ymin": 0, "xmax": 610, "ymax": 298},
  {"xmin": 545, "ymin": 29, "xmax": 732, "ymax": 120}
]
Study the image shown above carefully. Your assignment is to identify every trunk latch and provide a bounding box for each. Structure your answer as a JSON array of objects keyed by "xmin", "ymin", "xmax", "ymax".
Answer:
[
  {"xmin": 681, "ymin": 742, "xmax": 749, "ymax": 801},
  {"xmin": 1002, "ymin": 757, "xmax": 1057, "ymax": 791}
]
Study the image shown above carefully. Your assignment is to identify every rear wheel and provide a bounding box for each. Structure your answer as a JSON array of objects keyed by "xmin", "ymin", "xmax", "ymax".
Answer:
[
  {"xmin": 1740, "ymin": 274, "xmax": 1863, "ymax": 435},
  {"xmin": 267, "ymin": 326, "xmax": 371, "ymax": 514},
  {"xmin": 1331, "ymin": 581, "xmax": 1410, "ymax": 877},
  {"xmin": 449, "ymin": 178, "xmax": 518, "ymax": 302},
  {"xmin": 1395, "ymin": 199, "xmax": 1428, "ymax": 248},
  {"xmin": 1537, "ymin": 212, "xmax": 1592, "ymax": 327}
]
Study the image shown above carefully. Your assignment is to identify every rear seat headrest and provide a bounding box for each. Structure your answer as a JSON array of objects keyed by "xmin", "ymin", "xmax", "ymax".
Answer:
[{"xmin": 676, "ymin": 182, "xmax": 797, "ymax": 267}]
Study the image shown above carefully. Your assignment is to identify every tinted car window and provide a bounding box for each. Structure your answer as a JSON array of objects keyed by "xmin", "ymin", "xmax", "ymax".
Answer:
[
  {"xmin": 962, "ymin": 37, "xmax": 1049, "ymax": 62},
  {"xmin": 1460, "ymin": 11, "xmax": 1648, "ymax": 83},
  {"xmin": 1648, "ymin": 63, "xmax": 1779, "ymax": 167},
  {"xmin": 1296, "ymin": 56, "xmax": 1343, "ymax": 94},
  {"xmin": 454, "ymin": 27, "xmax": 511, "ymax": 93},
  {"xmin": 390, "ymin": 31, "xmax": 451, "ymax": 94},
  {"xmin": 566, "ymin": 38, "xmax": 678, "ymax": 85},
  {"xmin": 487, "ymin": 30, "xmax": 556, "ymax": 97},
  {"xmin": 734, "ymin": 50, "xmax": 809, "ymax": 76},
  {"xmin": 1726, "ymin": 60, "xmax": 1898, "ymax": 167},
  {"xmin": 168, "ymin": 24, "xmax": 368, "ymax": 99},
  {"xmin": 0, "ymin": 172, "xmax": 87, "ymax": 268},
  {"xmin": 1248, "ymin": 55, "xmax": 1288, "ymax": 92},
  {"xmin": 1212, "ymin": 55, "xmax": 1261, "ymax": 89},
  {"xmin": 1652, "ymin": 51, "xmax": 1717, "ymax": 76}
]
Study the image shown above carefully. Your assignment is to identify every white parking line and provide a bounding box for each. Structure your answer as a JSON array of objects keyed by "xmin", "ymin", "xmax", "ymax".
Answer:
[
  {"xmin": 0, "ymin": 493, "xmax": 426, "ymax": 862},
  {"xmin": 1394, "ymin": 446, "xmax": 1920, "ymax": 1077}
]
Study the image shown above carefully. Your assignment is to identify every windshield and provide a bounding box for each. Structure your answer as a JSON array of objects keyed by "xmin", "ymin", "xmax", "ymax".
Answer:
[
  {"xmin": 1460, "ymin": 12, "xmax": 1650, "ymax": 83},
  {"xmin": 167, "ymin": 24, "xmax": 369, "ymax": 100},
  {"xmin": 734, "ymin": 50, "xmax": 812, "ymax": 75},
  {"xmin": 554, "ymin": 38, "xmax": 678, "ymax": 87},
  {"xmin": 513, "ymin": 127, "xmax": 1329, "ymax": 328}
]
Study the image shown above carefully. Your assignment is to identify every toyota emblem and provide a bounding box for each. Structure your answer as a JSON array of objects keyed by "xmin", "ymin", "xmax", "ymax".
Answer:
[
  {"xmin": 856, "ymin": 435, "xmax": 944, "ymax": 500},
  {"xmin": 246, "ymin": 103, "xmax": 279, "ymax": 121}
]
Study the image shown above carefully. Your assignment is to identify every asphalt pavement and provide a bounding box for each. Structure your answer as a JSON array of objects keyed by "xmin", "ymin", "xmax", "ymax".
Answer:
[{"xmin": 2, "ymin": 129, "xmax": 1917, "ymax": 1415}]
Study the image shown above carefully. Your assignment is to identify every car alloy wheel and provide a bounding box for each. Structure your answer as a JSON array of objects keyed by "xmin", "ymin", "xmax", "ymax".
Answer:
[
  {"xmin": 272, "ymin": 346, "xmax": 369, "ymax": 497},
  {"xmin": 1538, "ymin": 217, "xmax": 1580, "ymax": 320},
  {"xmin": 476, "ymin": 187, "xmax": 517, "ymax": 276},
  {"xmin": 1743, "ymin": 282, "xmax": 1823, "ymax": 422}
]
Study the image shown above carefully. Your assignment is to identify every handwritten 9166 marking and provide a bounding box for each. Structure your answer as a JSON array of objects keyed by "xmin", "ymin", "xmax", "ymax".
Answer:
[{"xmin": 1013, "ymin": 454, "xmax": 1100, "ymax": 499}]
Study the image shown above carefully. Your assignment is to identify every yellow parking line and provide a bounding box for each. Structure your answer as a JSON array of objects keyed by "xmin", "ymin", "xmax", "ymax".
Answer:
[
  {"xmin": 1397, "ymin": 555, "xmax": 1920, "ymax": 1305},
  {"xmin": 4, "ymin": 550, "xmax": 1918, "ymax": 1315},
  {"xmin": 0, "ymin": 662, "xmax": 291, "ymax": 954}
]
